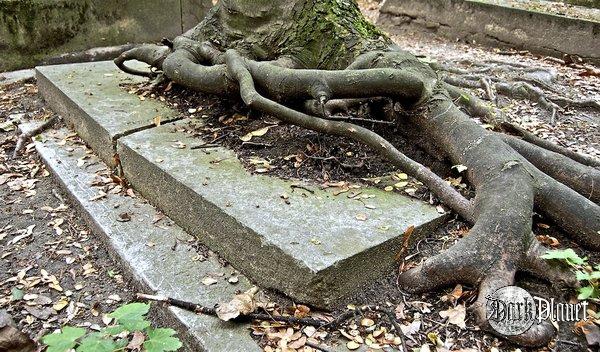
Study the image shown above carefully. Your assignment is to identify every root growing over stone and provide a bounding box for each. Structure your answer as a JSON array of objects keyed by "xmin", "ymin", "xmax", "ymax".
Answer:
[{"xmin": 115, "ymin": 0, "xmax": 600, "ymax": 347}]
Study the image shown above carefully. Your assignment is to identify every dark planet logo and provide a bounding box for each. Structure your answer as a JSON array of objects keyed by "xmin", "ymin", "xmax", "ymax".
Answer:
[{"xmin": 486, "ymin": 286, "xmax": 536, "ymax": 336}]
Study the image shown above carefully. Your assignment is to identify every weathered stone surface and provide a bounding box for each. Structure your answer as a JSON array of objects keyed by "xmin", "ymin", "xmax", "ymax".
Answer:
[
  {"xmin": 38, "ymin": 60, "xmax": 445, "ymax": 308},
  {"xmin": 36, "ymin": 61, "xmax": 181, "ymax": 166},
  {"xmin": 23, "ymin": 123, "xmax": 260, "ymax": 352},
  {"xmin": 0, "ymin": 0, "xmax": 213, "ymax": 72},
  {"xmin": 118, "ymin": 121, "xmax": 445, "ymax": 307},
  {"xmin": 379, "ymin": 0, "xmax": 600, "ymax": 64},
  {"xmin": 0, "ymin": 69, "xmax": 34, "ymax": 86}
]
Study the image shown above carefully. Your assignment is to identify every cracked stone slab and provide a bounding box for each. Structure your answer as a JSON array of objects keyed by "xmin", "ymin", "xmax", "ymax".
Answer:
[
  {"xmin": 38, "ymin": 60, "xmax": 445, "ymax": 308},
  {"xmin": 118, "ymin": 121, "xmax": 446, "ymax": 307},
  {"xmin": 22, "ymin": 123, "xmax": 260, "ymax": 352},
  {"xmin": 36, "ymin": 61, "xmax": 181, "ymax": 166}
]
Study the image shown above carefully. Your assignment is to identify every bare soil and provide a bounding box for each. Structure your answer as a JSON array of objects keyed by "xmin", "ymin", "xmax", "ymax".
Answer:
[{"xmin": 0, "ymin": 81, "xmax": 137, "ymax": 345}]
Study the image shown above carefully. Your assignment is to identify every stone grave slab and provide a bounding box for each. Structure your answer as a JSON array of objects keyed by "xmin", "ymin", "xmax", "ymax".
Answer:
[
  {"xmin": 37, "ymin": 61, "xmax": 446, "ymax": 308},
  {"xmin": 36, "ymin": 61, "xmax": 181, "ymax": 166},
  {"xmin": 118, "ymin": 121, "xmax": 445, "ymax": 307},
  {"xmin": 23, "ymin": 123, "xmax": 260, "ymax": 352}
]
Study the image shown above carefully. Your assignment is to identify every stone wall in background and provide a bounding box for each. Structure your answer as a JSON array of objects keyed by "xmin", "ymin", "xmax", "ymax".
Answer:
[
  {"xmin": 379, "ymin": 0, "xmax": 600, "ymax": 65},
  {"xmin": 0, "ymin": 0, "xmax": 213, "ymax": 72}
]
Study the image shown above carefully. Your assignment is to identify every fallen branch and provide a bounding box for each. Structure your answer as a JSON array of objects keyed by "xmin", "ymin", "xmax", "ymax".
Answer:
[
  {"xmin": 12, "ymin": 117, "xmax": 59, "ymax": 158},
  {"xmin": 136, "ymin": 293, "xmax": 407, "ymax": 352}
]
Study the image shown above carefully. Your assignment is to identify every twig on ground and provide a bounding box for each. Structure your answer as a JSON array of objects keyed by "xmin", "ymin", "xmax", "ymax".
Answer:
[
  {"xmin": 325, "ymin": 115, "xmax": 395, "ymax": 125},
  {"xmin": 305, "ymin": 341, "xmax": 334, "ymax": 352},
  {"xmin": 12, "ymin": 116, "xmax": 59, "ymax": 158},
  {"xmin": 136, "ymin": 293, "xmax": 408, "ymax": 351}
]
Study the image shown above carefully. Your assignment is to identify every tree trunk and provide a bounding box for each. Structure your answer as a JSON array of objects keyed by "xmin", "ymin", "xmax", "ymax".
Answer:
[{"xmin": 115, "ymin": 0, "xmax": 600, "ymax": 347}]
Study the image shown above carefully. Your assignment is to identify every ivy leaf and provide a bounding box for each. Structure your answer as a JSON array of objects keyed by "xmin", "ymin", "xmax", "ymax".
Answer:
[
  {"xmin": 578, "ymin": 286, "xmax": 596, "ymax": 300},
  {"xmin": 108, "ymin": 303, "xmax": 150, "ymax": 331},
  {"xmin": 76, "ymin": 333, "xmax": 118, "ymax": 352},
  {"xmin": 103, "ymin": 325, "xmax": 128, "ymax": 335},
  {"xmin": 541, "ymin": 249, "xmax": 586, "ymax": 267},
  {"xmin": 43, "ymin": 326, "xmax": 86, "ymax": 352},
  {"xmin": 577, "ymin": 271, "xmax": 592, "ymax": 281},
  {"xmin": 143, "ymin": 328, "xmax": 183, "ymax": 352}
]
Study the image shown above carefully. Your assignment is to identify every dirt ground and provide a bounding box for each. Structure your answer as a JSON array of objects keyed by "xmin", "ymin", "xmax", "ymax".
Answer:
[
  {"xmin": 1, "ymin": 1, "xmax": 599, "ymax": 351},
  {"xmin": 0, "ymin": 82, "xmax": 137, "ymax": 346}
]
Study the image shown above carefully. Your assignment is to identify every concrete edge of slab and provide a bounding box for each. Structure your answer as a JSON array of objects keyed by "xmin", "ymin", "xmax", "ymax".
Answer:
[
  {"xmin": 0, "ymin": 69, "xmax": 35, "ymax": 86},
  {"xmin": 21, "ymin": 122, "xmax": 261, "ymax": 352}
]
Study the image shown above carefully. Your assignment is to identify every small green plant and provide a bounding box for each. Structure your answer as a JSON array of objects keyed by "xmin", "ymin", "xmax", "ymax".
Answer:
[
  {"xmin": 542, "ymin": 248, "xmax": 600, "ymax": 300},
  {"xmin": 42, "ymin": 303, "xmax": 182, "ymax": 352}
]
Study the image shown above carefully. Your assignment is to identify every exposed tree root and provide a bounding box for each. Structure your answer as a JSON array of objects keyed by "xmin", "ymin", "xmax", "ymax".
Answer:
[
  {"xmin": 114, "ymin": 1, "xmax": 600, "ymax": 346},
  {"xmin": 501, "ymin": 122, "xmax": 600, "ymax": 168},
  {"xmin": 437, "ymin": 59, "xmax": 600, "ymax": 126}
]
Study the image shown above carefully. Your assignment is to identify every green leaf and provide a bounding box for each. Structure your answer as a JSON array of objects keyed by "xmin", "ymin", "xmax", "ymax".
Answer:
[
  {"xmin": 11, "ymin": 287, "xmax": 24, "ymax": 301},
  {"xmin": 43, "ymin": 326, "xmax": 86, "ymax": 352},
  {"xmin": 108, "ymin": 303, "xmax": 150, "ymax": 331},
  {"xmin": 76, "ymin": 333, "xmax": 118, "ymax": 352},
  {"xmin": 578, "ymin": 286, "xmax": 596, "ymax": 300},
  {"xmin": 143, "ymin": 328, "xmax": 182, "ymax": 352},
  {"xmin": 541, "ymin": 249, "xmax": 586, "ymax": 267},
  {"xmin": 103, "ymin": 325, "xmax": 127, "ymax": 336},
  {"xmin": 577, "ymin": 271, "xmax": 592, "ymax": 281}
]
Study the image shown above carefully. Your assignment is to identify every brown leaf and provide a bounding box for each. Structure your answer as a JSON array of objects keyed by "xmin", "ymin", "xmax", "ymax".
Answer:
[
  {"xmin": 294, "ymin": 305, "xmax": 310, "ymax": 318},
  {"xmin": 127, "ymin": 331, "xmax": 146, "ymax": 350},
  {"xmin": 439, "ymin": 304, "xmax": 466, "ymax": 329},
  {"xmin": 216, "ymin": 286, "xmax": 259, "ymax": 321}
]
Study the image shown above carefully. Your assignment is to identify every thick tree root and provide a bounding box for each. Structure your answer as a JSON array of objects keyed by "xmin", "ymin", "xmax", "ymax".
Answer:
[
  {"xmin": 501, "ymin": 122, "xmax": 600, "ymax": 168},
  {"xmin": 114, "ymin": 34, "xmax": 600, "ymax": 347},
  {"xmin": 501, "ymin": 134, "xmax": 600, "ymax": 202}
]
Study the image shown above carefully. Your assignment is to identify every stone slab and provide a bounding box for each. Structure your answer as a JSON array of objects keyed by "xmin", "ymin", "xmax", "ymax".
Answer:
[
  {"xmin": 36, "ymin": 61, "xmax": 181, "ymax": 167},
  {"xmin": 22, "ymin": 122, "xmax": 260, "ymax": 352},
  {"xmin": 0, "ymin": 69, "xmax": 35, "ymax": 86},
  {"xmin": 118, "ymin": 122, "xmax": 445, "ymax": 307},
  {"xmin": 379, "ymin": 0, "xmax": 600, "ymax": 65},
  {"xmin": 37, "ymin": 60, "xmax": 446, "ymax": 308}
]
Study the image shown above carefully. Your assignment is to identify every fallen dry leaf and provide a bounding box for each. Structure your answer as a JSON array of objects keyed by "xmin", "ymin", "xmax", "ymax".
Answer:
[
  {"xmin": 439, "ymin": 304, "xmax": 466, "ymax": 329},
  {"xmin": 216, "ymin": 286, "xmax": 259, "ymax": 321}
]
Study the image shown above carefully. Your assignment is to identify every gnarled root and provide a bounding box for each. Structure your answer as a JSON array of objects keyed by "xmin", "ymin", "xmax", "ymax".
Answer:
[
  {"xmin": 115, "ymin": 41, "xmax": 600, "ymax": 347},
  {"xmin": 436, "ymin": 59, "xmax": 600, "ymax": 126}
]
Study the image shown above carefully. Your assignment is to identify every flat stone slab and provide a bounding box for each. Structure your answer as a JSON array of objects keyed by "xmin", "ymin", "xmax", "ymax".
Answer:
[
  {"xmin": 119, "ymin": 127, "xmax": 444, "ymax": 307},
  {"xmin": 38, "ymin": 61, "xmax": 445, "ymax": 308},
  {"xmin": 23, "ymin": 123, "xmax": 260, "ymax": 352},
  {"xmin": 0, "ymin": 69, "xmax": 34, "ymax": 86},
  {"xmin": 36, "ymin": 61, "xmax": 181, "ymax": 166}
]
